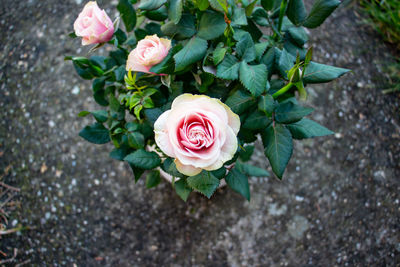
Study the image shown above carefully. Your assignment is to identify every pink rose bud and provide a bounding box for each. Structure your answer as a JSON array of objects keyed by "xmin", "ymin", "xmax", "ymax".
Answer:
[
  {"xmin": 73, "ymin": 1, "xmax": 114, "ymax": 46},
  {"xmin": 126, "ymin": 35, "xmax": 172, "ymax": 74},
  {"xmin": 154, "ymin": 94, "xmax": 241, "ymax": 176}
]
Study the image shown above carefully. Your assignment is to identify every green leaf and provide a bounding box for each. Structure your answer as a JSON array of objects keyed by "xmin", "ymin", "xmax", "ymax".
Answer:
[
  {"xmin": 232, "ymin": 7, "xmax": 247, "ymax": 26},
  {"xmin": 286, "ymin": 118, "xmax": 334, "ymax": 139},
  {"xmin": 117, "ymin": 0, "xmax": 136, "ymax": 32},
  {"xmin": 303, "ymin": 0, "xmax": 341, "ymax": 28},
  {"xmin": 127, "ymin": 131, "xmax": 144, "ymax": 149},
  {"xmin": 261, "ymin": 0, "xmax": 274, "ymax": 11},
  {"xmin": 134, "ymin": 104, "xmax": 143, "ymax": 120},
  {"xmin": 213, "ymin": 43, "xmax": 227, "ymax": 65},
  {"xmin": 239, "ymin": 145, "xmax": 254, "ymax": 162},
  {"xmin": 225, "ymin": 89, "xmax": 254, "ymax": 114},
  {"xmin": 262, "ymin": 124, "xmax": 293, "ymax": 179},
  {"xmin": 278, "ymin": 49, "xmax": 295, "ymax": 79},
  {"xmin": 236, "ymin": 32, "xmax": 256, "ymax": 62},
  {"xmin": 286, "ymin": 0, "xmax": 307, "ymax": 25},
  {"xmin": 255, "ymin": 42, "xmax": 269, "ymax": 61},
  {"xmin": 139, "ymin": 0, "xmax": 167, "ymax": 10},
  {"xmin": 216, "ymin": 54, "xmax": 240, "ymax": 80},
  {"xmin": 145, "ymin": 6, "xmax": 168, "ymax": 21},
  {"xmin": 258, "ymin": 94, "xmax": 276, "ymax": 115},
  {"xmin": 198, "ymin": 10, "xmax": 226, "ymax": 40},
  {"xmin": 261, "ymin": 47, "xmax": 277, "ymax": 76},
  {"xmin": 161, "ymin": 13, "xmax": 196, "ymax": 40},
  {"xmin": 196, "ymin": 0, "xmax": 210, "ymax": 10},
  {"xmin": 175, "ymin": 178, "xmax": 193, "ymax": 201},
  {"xmin": 162, "ymin": 158, "xmax": 186, "ymax": 178},
  {"xmin": 239, "ymin": 62, "xmax": 268, "ymax": 97},
  {"xmin": 303, "ymin": 62, "xmax": 350, "ymax": 83},
  {"xmin": 168, "ymin": 0, "xmax": 183, "ymax": 24},
  {"xmin": 187, "ymin": 171, "xmax": 220, "ymax": 198},
  {"xmin": 245, "ymin": 0, "xmax": 257, "ymax": 16},
  {"xmin": 275, "ymin": 101, "xmax": 313, "ymax": 123},
  {"xmin": 237, "ymin": 161, "xmax": 269, "ymax": 177},
  {"xmin": 124, "ymin": 149, "xmax": 161, "ymax": 169},
  {"xmin": 90, "ymin": 110, "xmax": 108, "ymax": 123},
  {"xmin": 243, "ymin": 110, "xmax": 272, "ymax": 130},
  {"xmin": 211, "ymin": 167, "xmax": 226, "ymax": 179},
  {"xmin": 288, "ymin": 26, "xmax": 308, "ymax": 46},
  {"xmin": 79, "ymin": 123, "xmax": 110, "ymax": 144},
  {"xmin": 174, "ymin": 37, "xmax": 208, "ymax": 71},
  {"xmin": 225, "ymin": 167, "xmax": 250, "ymax": 200},
  {"xmin": 78, "ymin": 111, "xmax": 91, "ymax": 117},
  {"xmin": 128, "ymin": 163, "xmax": 145, "ymax": 183},
  {"xmin": 110, "ymin": 146, "xmax": 130, "ymax": 161},
  {"xmin": 208, "ymin": 0, "xmax": 228, "ymax": 13},
  {"xmin": 146, "ymin": 170, "xmax": 161, "ymax": 188}
]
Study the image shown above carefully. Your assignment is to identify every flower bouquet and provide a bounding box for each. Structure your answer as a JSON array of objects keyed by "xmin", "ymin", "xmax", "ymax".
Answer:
[{"xmin": 66, "ymin": 0, "xmax": 349, "ymax": 201}]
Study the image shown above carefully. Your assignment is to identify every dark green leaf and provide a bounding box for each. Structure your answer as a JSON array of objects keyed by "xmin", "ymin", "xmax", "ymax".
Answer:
[
  {"xmin": 198, "ymin": 10, "xmax": 226, "ymax": 40},
  {"xmin": 287, "ymin": 0, "xmax": 307, "ymax": 25},
  {"xmin": 288, "ymin": 26, "xmax": 308, "ymax": 46},
  {"xmin": 245, "ymin": 0, "xmax": 257, "ymax": 16},
  {"xmin": 110, "ymin": 146, "xmax": 130, "ymax": 161},
  {"xmin": 262, "ymin": 124, "xmax": 293, "ymax": 178},
  {"xmin": 286, "ymin": 118, "xmax": 334, "ymax": 139},
  {"xmin": 239, "ymin": 62, "xmax": 268, "ymax": 97},
  {"xmin": 303, "ymin": 0, "xmax": 341, "ymax": 28},
  {"xmin": 225, "ymin": 167, "xmax": 250, "ymax": 200},
  {"xmin": 79, "ymin": 123, "xmax": 110, "ymax": 144},
  {"xmin": 175, "ymin": 178, "xmax": 192, "ymax": 201},
  {"xmin": 237, "ymin": 161, "xmax": 269, "ymax": 177},
  {"xmin": 187, "ymin": 171, "xmax": 220, "ymax": 198},
  {"xmin": 255, "ymin": 42, "xmax": 269, "ymax": 61},
  {"xmin": 139, "ymin": 0, "xmax": 167, "ymax": 10},
  {"xmin": 124, "ymin": 149, "xmax": 161, "ymax": 169},
  {"xmin": 258, "ymin": 94, "xmax": 276, "ymax": 115},
  {"xmin": 236, "ymin": 32, "xmax": 256, "ymax": 62},
  {"xmin": 232, "ymin": 7, "xmax": 247, "ymax": 26},
  {"xmin": 213, "ymin": 43, "xmax": 227, "ymax": 65},
  {"xmin": 128, "ymin": 163, "xmax": 145, "ymax": 182},
  {"xmin": 146, "ymin": 170, "xmax": 161, "ymax": 188},
  {"xmin": 243, "ymin": 110, "xmax": 272, "ymax": 129},
  {"xmin": 278, "ymin": 48, "xmax": 295, "ymax": 79},
  {"xmin": 275, "ymin": 101, "xmax": 313, "ymax": 123},
  {"xmin": 144, "ymin": 108, "xmax": 163, "ymax": 126},
  {"xmin": 239, "ymin": 145, "xmax": 254, "ymax": 162},
  {"xmin": 174, "ymin": 37, "xmax": 208, "ymax": 71},
  {"xmin": 211, "ymin": 167, "xmax": 226, "ymax": 179},
  {"xmin": 303, "ymin": 61, "xmax": 350, "ymax": 83},
  {"xmin": 145, "ymin": 6, "xmax": 168, "ymax": 21},
  {"xmin": 168, "ymin": 0, "xmax": 183, "ymax": 24},
  {"xmin": 225, "ymin": 89, "xmax": 254, "ymax": 114},
  {"xmin": 162, "ymin": 158, "xmax": 186, "ymax": 178},
  {"xmin": 261, "ymin": 0, "xmax": 274, "ymax": 10},
  {"xmin": 216, "ymin": 54, "xmax": 240, "ymax": 80},
  {"xmin": 127, "ymin": 131, "xmax": 144, "ymax": 149},
  {"xmin": 91, "ymin": 110, "xmax": 108, "ymax": 123},
  {"xmin": 117, "ymin": 0, "xmax": 136, "ymax": 32},
  {"xmin": 161, "ymin": 13, "xmax": 196, "ymax": 40}
]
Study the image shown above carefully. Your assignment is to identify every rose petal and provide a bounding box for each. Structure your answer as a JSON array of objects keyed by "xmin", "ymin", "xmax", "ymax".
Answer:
[{"xmin": 174, "ymin": 159, "xmax": 202, "ymax": 176}]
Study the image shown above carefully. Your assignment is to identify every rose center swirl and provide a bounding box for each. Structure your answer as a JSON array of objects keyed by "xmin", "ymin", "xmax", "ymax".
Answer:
[{"xmin": 178, "ymin": 114, "xmax": 215, "ymax": 151}]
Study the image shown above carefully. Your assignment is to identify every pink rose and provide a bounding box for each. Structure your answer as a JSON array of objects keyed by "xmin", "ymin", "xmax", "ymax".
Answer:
[
  {"xmin": 126, "ymin": 35, "xmax": 171, "ymax": 74},
  {"xmin": 73, "ymin": 1, "xmax": 114, "ymax": 46},
  {"xmin": 154, "ymin": 94, "xmax": 240, "ymax": 176}
]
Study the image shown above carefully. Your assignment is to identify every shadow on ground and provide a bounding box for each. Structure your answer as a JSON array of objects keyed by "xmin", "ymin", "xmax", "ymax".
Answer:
[{"xmin": 0, "ymin": 0, "xmax": 399, "ymax": 265}]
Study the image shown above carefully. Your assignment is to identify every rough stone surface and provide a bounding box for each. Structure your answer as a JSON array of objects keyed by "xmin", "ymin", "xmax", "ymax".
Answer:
[{"xmin": 1, "ymin": 0, "xmax": 399, "ymax": 266}]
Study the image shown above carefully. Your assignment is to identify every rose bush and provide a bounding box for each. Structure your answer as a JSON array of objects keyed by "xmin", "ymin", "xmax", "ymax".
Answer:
[
  {"xmin": 67, "ymin": 0, "xmax": 350, "ymax": 201},
  {"xmin": 154, "ymin": 94, "xmax": 240, "ymax": 176},
  {"xmin": 73, "ymin": 1, "xmax": 114, "ymax": 45}
]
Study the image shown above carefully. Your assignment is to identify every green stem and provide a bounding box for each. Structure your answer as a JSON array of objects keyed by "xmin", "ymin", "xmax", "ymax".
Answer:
[
  {"xmin": 277, "ymin": 0, "xmax": 288, "ymax": 33},
  {"xmin": 272, "ymin": 82, "xmax": 293, "ymax": 99}
]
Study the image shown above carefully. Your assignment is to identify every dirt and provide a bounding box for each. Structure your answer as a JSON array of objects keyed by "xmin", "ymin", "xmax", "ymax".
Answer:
[{"xmin": 0, "ymin": 0, "xmax": 399, "ymax": 266}]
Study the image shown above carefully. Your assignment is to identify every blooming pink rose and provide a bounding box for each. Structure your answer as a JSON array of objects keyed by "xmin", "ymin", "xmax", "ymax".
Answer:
[
  {"xmin": 73, "ymin": 1, "xmax": 114, "ymax": 46},
  {"xmin": 126, "ymin": 35, "xmax": 171, "ymax": 74},
  {"xmin": 154, "ymin": 94, "xmax": 240, "ymax": 176}
]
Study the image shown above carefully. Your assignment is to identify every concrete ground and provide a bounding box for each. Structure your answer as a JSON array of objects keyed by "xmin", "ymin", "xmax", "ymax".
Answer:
[{"xmin": 0, "ymin": 0, "xmax": 399, "ymax": 266}]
